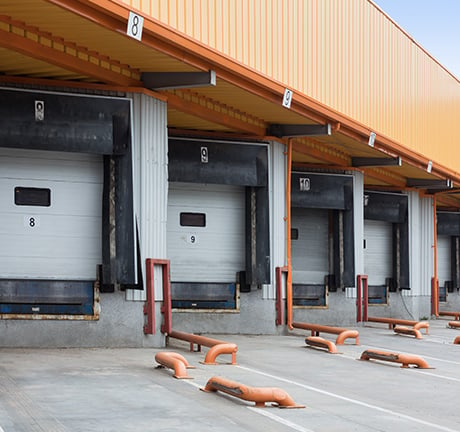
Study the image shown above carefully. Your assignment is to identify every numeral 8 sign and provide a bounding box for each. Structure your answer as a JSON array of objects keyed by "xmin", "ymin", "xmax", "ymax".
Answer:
[
  {"xmin": 127, "ymin": 11, "xmax": 144, "ymax": 41},
  {"xmin": 24, "ymin": 215, "xmax": 40, "ymax": 228}
]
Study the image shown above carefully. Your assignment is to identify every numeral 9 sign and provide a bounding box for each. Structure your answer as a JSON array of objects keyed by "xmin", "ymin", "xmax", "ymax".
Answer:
[
  {"xmin": 187, "ymin": 234, "xmax": 198, "ymax": 244},
  {"xmin": 282, "ymin": 88, "xmax": 293, "ymax": 109}
]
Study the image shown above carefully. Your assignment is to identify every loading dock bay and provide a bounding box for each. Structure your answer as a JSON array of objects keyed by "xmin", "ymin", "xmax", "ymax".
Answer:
[{"xmin": 1, "ymin": 319, "xmax": 459, "ymax": 432}]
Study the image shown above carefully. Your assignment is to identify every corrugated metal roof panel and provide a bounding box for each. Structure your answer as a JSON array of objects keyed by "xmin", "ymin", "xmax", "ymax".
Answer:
[
  {"xmin": 1, "ymin": 0, "xmax": 459, "ymax": 197},
  {"xmin": 122, "ymin": 0, "xmax": 460, "ymax": 176}
]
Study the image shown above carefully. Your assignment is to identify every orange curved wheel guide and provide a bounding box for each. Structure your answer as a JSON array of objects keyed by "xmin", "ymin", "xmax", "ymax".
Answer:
[
  {"xmin": 335, "ymin": 329, "xmax": 360, "ymax": 345},
  {"xmin": 448, "ymin": 321, "xmax": 460, "ymax": 329},
  {"xmin": 454, "ymin": 335, "xmax": 460, "ymax": 344},
  {"xmin": 305, "ymin": 336, "xmax": 338, "ymax": 354},
  {"xmin": 155, "ymin": 351, "xmax": 195, "ymax": 379},
  {"xmin": 360, "ymin": 349, "xmax": 431, "ymax": 369},
  {"xmin": 292, "ymin": 322, "xmax": 359, "ymax": 345},
  {"xmin": 202, "ymin": 343, "xmax": 238, "ymax": 365},
  {"xmin": 168, "ymin": 330, "xmax": 238, "ymax": 365},
  {"xmin": 393, "ymin": 325, "xmax": 423, "ymax": 339},
  {"xmin": 413, "ymin": 321, "xmax": 429, "ymax": 334},
  {"xmin": 202, "ymin": 376, "xmax": 305, "ymax": 409}
]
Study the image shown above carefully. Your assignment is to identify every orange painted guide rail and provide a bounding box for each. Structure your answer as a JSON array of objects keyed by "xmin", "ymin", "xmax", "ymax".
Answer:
[
  {"xmin": 367, "ymin": 317, "xmax": 429, "ymax": 334},
  {"xmin": 292, "ymin": 322, "xmax": 359, "ymax": 345},
  {"xmin": 393, "ymin": 325, "xmax": 423, "ymax": 339},
  {"xmin": 360, "ymin": 349, "xmax": 431, "ymax": 369},
  {"xmin": 202, "ymin": 376, "xmax": 305, "ymax": 409},
  {"xmin": 305, "ymin": 336, "xmax": 338, "ymax": 353},
  {"xmin": 439, "ymin": 311, "xmax": 460, "ymax": 321},
  {"xmin": 168, "ymin": 330, "xmax": 238, "ymax": 365}
]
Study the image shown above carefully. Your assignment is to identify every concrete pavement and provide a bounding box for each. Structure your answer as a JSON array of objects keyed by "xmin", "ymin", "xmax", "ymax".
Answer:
[{"xmin": 1, "ymin": 319, "xmax": 460, "ymax": 431}]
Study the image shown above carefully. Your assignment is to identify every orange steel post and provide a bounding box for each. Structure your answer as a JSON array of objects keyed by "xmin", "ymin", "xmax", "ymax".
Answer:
[
  {"xmin": 431, "ymin": 278, "xmax": 439, "ymax": 317},
  {"xmin": 202, "ymin": 376, "xmax": 305, "ymax": 409},
  {"xmin": 144, "ymin": 258, "xmax": 171, "ymax": 334},
  {"xmin": 360, "ymin": 349, "xmax": 431, "ymax": 369},
  {"xmin": 155, "ymin": 351, "xmax": 195, "ymax": 379},
  {"xmin": 160, "ymin": 260, "xmax": 172, "ymax": 335},
  {"xmin": 144, "ymin": 259, "xmax": 155, "ymax": 334},
  {"xmin": 356, "ymin": 274, "xmax": 361, "ymax": 323},
  {"xmin": 275, "ymin": 266, "xmax": 288, "ymax": 326},
  {"xmin": 357, "ymin": 274, "xmax": 368, "ymax": 322},
  {"xmin": 144, "ymin": 259, "xmax": 170, "ymax": 335},
  {"xmin": 286, "ymin": 139, "xmax": 293, "ymax": 329},
  {"xmin": 448, "ymin": 321, "xmax": 460, "ymax": 329},
  {"xmin": 453, "ymin": 335, "xmax": 460, "ymax": 344},
  {"xmin": 362, "ymin": 275, "xmax": 369, "ymax": 322}
]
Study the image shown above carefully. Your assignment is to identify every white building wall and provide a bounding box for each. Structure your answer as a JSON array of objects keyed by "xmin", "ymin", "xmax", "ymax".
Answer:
[
  {"xmin": 263, "ymin": 140, "xmax": 286, "ymax": 300},
  {"xmin": 408, "ymin": 191, "xmax": 434, "ymax": 297},
  {"xmin": 126, "ymin": 93, "xmax": 168, "ymax": 302},
  {"xmin": 437, "ymin": 235, "xmax": 451, "ymax": 288},
  {"xmin": 346, "ymin": 170, "xmax": 364, "ymax": 299}
]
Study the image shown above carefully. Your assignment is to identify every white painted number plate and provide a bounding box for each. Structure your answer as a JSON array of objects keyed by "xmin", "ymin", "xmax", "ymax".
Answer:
[
  {"xmin": 127, "ymin": 11, "xmax": 144, "ymax": 41},
  {"xmin": 282, "ymin": 88, "xmax": 293, "ymax": 108},
  {"xmin": 186, "ymin": 233, "xmax": 199, "ymax": 244},
  {"xmin": 24, "ymin": 215, "xmax": 40, "ymax": 228}
]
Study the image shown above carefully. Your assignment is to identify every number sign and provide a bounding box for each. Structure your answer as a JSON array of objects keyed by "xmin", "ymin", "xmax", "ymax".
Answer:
[
  {"xmin": 282, "ymin": 88, "xmax": 293, "ymax": 109},
  {"xmin": 186, "ymin": 233, "xmax": 199, "ymax": 245},
  {"xmin": 127, "ymin": 11, "xmax": 144, "ymax": 41},
  {"xmin": 24, "ymin": 215, "xmax": 40, "ymax": 228}
]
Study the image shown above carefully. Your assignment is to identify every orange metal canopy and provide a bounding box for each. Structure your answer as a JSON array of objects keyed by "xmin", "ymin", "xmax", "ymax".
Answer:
[{"xmin": 1, "ymin": 0, "xmax": 460, "ymax": 206}]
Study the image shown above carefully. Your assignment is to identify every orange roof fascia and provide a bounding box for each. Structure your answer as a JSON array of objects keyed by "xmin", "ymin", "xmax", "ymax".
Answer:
[
  {"xmin": 48, "ymin": 0, "xmax": 460, "ymax": 186},
  {"xmin": 47, "ymin": 0, "xmax": 332, "ymax": 125}
]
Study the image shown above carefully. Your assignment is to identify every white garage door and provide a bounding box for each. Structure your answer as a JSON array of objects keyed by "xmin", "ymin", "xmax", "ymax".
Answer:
[
  {"xmin": 0, "ymin": 148, "xmax": 102, "ymax": 280},
  {"xmin": 167, "ymin": 182, "xmax": 245, "ymax": 283},
  {"xmin": 437, "ymin": 235, "xmax": 451, "ymax": 288},
  {"xmin": 291, "ymin": 207, "xmax": 329, "ymax": 284},
  {"xmin": 364, "ymin": 219, "xmax": 393, "ymax": 286}
]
